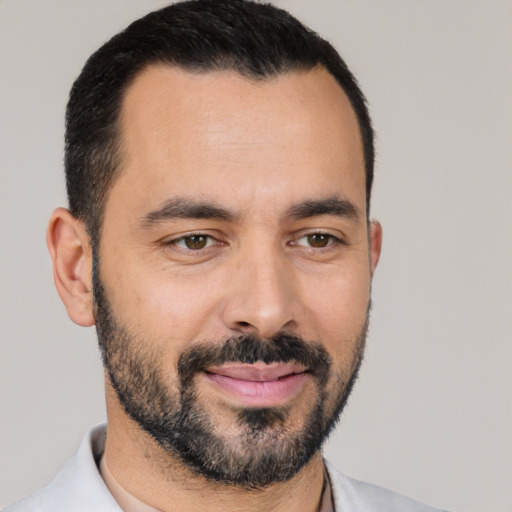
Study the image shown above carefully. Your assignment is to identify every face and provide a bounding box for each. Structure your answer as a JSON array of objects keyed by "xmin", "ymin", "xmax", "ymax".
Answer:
[{"xmin": 94, "ymin": 66, "xmax": 381, "ymax": 486}]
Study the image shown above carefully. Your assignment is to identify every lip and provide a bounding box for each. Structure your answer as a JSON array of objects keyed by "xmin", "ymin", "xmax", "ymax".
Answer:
[{"xmin": 203, "ymin": 362, "xmax": 309, "ymax": 407}]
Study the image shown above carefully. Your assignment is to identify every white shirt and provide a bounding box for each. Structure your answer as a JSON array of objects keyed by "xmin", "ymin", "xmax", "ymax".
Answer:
[{"xmin": 5, "ymin": 424, "xmax": 447, "ymax": 512}]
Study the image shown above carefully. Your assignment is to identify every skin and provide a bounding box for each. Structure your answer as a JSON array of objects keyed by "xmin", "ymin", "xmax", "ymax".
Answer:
[{"xmin": 47, "ymin": 65, "xmax": 382, "ymax": 512}]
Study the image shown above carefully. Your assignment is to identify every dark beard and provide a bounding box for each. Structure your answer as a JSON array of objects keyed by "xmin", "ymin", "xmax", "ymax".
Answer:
[{"xmin": 93, "ymin": 259, "xmax": 367, "ymax": 488}]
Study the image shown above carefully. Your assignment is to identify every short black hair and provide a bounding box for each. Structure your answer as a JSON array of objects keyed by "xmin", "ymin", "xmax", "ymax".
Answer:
[{"xmin": 65, "ymin": 0, "xmax": 374, "ymax": 244}]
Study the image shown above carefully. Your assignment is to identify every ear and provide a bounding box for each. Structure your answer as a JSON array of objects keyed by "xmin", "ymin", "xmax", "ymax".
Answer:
[
  {"xmin": 46, "ymin": 208, "xmax": 95, "ymax": 327},
  {"xmin": 369, "ymin": 220, "xmax": 382, "ymax": 275}
]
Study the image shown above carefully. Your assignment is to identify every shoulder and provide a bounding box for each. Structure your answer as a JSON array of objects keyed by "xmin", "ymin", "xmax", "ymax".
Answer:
[
  {"xmin": 4, "ymin": 425, "xmax": 121, "ymax": 512},
  {"xmin": 325, "ymin": 461, "xmax": 448, "ymax": 512}
]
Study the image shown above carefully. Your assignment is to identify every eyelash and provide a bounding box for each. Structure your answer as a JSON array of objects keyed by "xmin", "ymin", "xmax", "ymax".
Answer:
[
  {"xmin": 165, "ymin": 233, "xmax": 219, "ymax": 251},
  {"xmin": 292, "ymin": 232, "xmax": 344, "ymax": 250},
  {"xmin": 164, "ymin": 231, "xmax": 344, "ymax": 253}
]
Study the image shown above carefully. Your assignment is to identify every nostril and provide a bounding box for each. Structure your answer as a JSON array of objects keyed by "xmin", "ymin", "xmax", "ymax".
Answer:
[{"xmin": 237, "ymin": 321, "xmax": 251, "ymax": 327}]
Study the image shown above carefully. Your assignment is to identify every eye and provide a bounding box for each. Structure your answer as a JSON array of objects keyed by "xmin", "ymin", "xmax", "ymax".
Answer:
[
  {"xmin": 170, "ymin": 234, "xmax": 215, "ymax": 250},
  {"xmin": 294, "ymin": 233, "xmax": 340, "ymax": 248}
]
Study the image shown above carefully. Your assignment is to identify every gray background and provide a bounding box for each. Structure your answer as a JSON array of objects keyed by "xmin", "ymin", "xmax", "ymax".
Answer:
[{"xmin": 0, "ymin": 0, "xmax": 510, "ymax": 510}]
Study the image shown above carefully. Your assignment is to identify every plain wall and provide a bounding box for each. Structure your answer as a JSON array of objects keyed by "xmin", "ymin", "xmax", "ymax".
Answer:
[{"xmin": 0, "ymin": 1, "xmax": 510, "ymax": 510}]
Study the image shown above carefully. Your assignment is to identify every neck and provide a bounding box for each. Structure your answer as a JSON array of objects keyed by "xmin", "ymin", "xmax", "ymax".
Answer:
[{"xmin": 104, "ymin": 385, "xmax": 326, "ymax": 512}]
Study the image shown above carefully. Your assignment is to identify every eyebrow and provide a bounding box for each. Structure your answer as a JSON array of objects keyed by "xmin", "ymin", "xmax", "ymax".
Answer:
[
  {"xmin": 139, "ymin": 197, "xmax": 238, "ymax": 227},
  {"xmin": 288, "ymin": 197, "xmax": 359, "ymax": 221},
  {"xmin": 139, "ymin": 195, "xmax": 359, "ymax": 228}
]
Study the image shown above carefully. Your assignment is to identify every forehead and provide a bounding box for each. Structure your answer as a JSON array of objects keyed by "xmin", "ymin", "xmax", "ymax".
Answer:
[{"xmin": 111, "ymin": 65, "xmax": 365, "ymax": 217}]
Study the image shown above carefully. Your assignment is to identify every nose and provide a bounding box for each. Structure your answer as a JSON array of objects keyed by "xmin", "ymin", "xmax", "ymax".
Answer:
[{"xmin": 221, "ymin": 245, "xmax": 298, "ymax": 339}]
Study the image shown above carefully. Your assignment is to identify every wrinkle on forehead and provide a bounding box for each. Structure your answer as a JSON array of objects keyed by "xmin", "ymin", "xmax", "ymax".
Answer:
[{"xmin": 119, "ymin": 64, "xmax": 362, "ymax": 155}]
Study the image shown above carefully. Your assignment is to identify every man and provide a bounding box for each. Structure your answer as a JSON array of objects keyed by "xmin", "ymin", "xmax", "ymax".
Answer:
[{"xmin": 6, "ymin": 1, "xmax": 445, "ymax": 511}]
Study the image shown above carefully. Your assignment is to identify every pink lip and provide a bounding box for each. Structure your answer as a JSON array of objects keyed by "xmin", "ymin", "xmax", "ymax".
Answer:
[{"xmin": 203, "ymin": 362, "xmax": 309, "ymax": 407}]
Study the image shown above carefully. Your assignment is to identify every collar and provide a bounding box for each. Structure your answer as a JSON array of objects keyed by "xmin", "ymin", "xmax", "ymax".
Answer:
[{"xmin": 99, "ymin": 444, "xmax": 335, "ymax": 512}]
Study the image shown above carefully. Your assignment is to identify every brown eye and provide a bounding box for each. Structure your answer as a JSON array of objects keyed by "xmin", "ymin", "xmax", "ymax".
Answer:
[
  {"xmin": 306, "ymin": 234, "xmax": 331, "ymax": 248},
  {"xmin": 184, "ymin": 235, "xmax": 208, "ymax": 250}
]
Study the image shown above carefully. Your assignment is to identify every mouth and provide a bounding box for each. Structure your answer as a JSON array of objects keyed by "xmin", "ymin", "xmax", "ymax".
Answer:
[{"xmin": 202, "ymin": 362, "xmax": 310, "ymax": 407}]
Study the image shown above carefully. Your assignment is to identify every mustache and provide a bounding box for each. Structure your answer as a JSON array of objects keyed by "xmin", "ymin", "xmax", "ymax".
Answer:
[{"xmin": 177, "ymin": 333, "xmax": 332, "ymax": 387}]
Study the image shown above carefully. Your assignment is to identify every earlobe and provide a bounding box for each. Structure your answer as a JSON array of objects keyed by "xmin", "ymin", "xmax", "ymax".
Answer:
[
  {"xmin": 369, "ymin": 220, "xmax": 382, "ymax": 275},
  {"xmin": 46, "ymin": 208, "xmax": 95, "ymax": 327}
]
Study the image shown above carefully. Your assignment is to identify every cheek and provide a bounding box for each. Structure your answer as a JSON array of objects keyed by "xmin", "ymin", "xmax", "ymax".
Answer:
[
  {"xmin": 104, "ymin": 260, "xmax": 227, "ymax": 347},
  {"xmin": 298, "ymin": 265, "xmax": 371, "ymax": 358}
]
